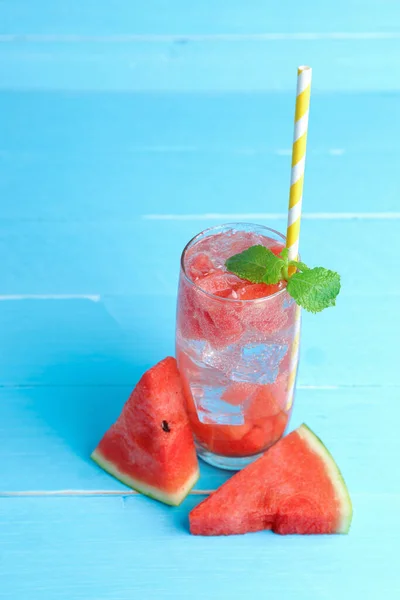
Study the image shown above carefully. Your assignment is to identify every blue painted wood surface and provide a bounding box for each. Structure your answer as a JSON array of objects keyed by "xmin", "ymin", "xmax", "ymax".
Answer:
[
  {"xmin": 2, "ymin": 40, "xmax": 400, "ymax": 91},
  {"xmin": 2, "ymin": 0, "xmax": 400, "ymax": 35},
  {"xmin": 1, "ymin": 2, "xmax": 400, "ymax": 599}
]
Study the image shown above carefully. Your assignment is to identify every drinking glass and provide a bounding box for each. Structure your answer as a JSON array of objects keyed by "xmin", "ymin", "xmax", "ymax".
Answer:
[{"xmin": 176, "ymin": 223, "xmax": 300, "ymax": 470}]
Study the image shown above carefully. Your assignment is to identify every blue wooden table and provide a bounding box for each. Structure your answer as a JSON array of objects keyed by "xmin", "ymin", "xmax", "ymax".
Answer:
[{"xmin": 1, "ymin": 2, "xmax": 400, "ymax": 598}]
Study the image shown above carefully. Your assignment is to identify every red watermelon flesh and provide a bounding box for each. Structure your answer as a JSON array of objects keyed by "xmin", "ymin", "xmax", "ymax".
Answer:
[
  {"xmin": 270, "ymin": 243, "xmax": 285, "ymax": 256},
  {"xmin": 187, "ymin": 252, "xmax": 215, "ymax": 279},
  {"xmin": 180, "ymin": 366, "xmax": 289, "ymax": 458},
  {"xmin": 222, "ymin": 379, "xmax": 287, "ymax": 416},
  {"xmin": 192, "ymin": 272, "xmax": 245, "ymax": 347},
  {"xmin": 197, "ymin": 272, "xmax": 243, "ymax": 296},
  {"xmin": 190, "ymin": 424, "xmax": 352, "ymax": 535},
  {"xmin": 178, "ymin": 233, "xmax": 290, "ymax": 349},
  {"xmin": 209, "ymin": 381, "xmax": 289, "ymax": 456},
  {"xmin": 204, "ymin": 412, "xmax": 288, "ymax": 457},
  {"xmin": 176, "ymin": 272, "xmax": 244, "ymax": 349},
  {"xmin": 178, "ymin": 350, "xmax": 289, "ymax": 457},
  {"xmin": 91, "ymin": 357, "xmax": 199, "ymax": 506},
  {"xmin": 235, "ymin": 282, "xmax": 283, "ymax": 300}
]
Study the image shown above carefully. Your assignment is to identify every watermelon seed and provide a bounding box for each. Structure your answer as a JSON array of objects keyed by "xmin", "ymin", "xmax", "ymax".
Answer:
[{"xmin": 162, "ymin": 420, "xmax": 171, "ymax": 432}]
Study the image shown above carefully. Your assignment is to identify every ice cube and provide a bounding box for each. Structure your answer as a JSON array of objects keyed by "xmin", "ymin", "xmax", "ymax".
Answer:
[
  {"xmin": 190, "ymin": 383, "xmax": 245, "ymax": 425},
  {"xmin": 201, "ymin": 338, "xmax": 288, "ymax": 384},
  {"xmin": 200, "ymin": 340, "xmax": 241, "ymax": 376},
  {"xmin": 229, "ymin": 342, "xmax": 288, "ymax": 384}
]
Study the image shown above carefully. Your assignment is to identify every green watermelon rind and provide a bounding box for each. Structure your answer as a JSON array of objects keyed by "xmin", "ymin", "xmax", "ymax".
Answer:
[
  {"xmin": 298, "ymin": 424, "xmax": 353, "ymax": 534},
  {"xmin": 91, "ymin": 449, "xmax": 200, "ymax": 507}
]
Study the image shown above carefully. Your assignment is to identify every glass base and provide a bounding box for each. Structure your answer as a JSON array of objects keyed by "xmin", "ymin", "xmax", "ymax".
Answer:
[{"xmin": 196, "ymin": 442, "xmax": 265, "ymax": 471}]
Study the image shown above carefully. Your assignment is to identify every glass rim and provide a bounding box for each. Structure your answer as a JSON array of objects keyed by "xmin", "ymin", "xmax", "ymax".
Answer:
[{"xmin": 180, "ymin": 222, "xmax": 289, "ymax": 304}]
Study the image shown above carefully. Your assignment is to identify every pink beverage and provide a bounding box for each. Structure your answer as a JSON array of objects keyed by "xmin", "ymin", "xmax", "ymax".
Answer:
[{"xmin": 176, "ymin": 223, "xmax": 300, "ymax": 470}]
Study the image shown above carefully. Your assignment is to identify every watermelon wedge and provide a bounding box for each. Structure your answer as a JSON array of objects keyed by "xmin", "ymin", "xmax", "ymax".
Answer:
[
  {"xmin": 190, "ymin": 424, "xmax": 352, "ymax": 535},
  {"xmin": 91, "ymin": 357, "xmax": 199, "ymax": 506}
]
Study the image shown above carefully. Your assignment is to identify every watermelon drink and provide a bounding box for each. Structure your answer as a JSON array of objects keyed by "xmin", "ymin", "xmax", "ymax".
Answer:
[{"xmin": 176, "ymin": 223, "xmax": 299, "ymax": 470}]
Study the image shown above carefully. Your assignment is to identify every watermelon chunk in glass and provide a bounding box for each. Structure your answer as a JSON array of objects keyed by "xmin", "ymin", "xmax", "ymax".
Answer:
[
  {"xmin": 186, "ymin": 252, "xmax": 215, "ymax": 279},
  {"xmin": 190, "ymin": 424, "xmax": 353, "ymax": 535},
  {"xmin": 177, "ymin": 271, "xmax": 245, "ymax": 349},
  {"xmin": 206, "ymin": 380, "xmax": 289, "ymax": 456},
  {"xmin": 196, "ymin": 272, "xmax": 243, "ymax": 297},
  {"xmin": 91, "ymin": 357, "xmax": 199, "ymax": 506},
  {"xmin": 180, "ymin": 371, "xmax": 290, "ymax": 458},
  {"xmin": 235, "ymin": 282, "xmax": 283, "ymax": 300}
]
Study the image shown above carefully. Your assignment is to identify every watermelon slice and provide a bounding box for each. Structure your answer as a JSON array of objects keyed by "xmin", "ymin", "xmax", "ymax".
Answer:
[
  {"xmin": 190, "ymin": 424, "xmax": 352, "ymax": 535},
  {"xmin": 91, "ymin": 357, "xmax": 199, "ymax": 506}
]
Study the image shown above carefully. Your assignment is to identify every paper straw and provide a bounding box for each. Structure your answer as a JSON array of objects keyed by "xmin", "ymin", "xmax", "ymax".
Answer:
[
  {"xmin": 285, "ymin": 66, "xmax": 312, "ymax": 411},
  {"xmin": 286, "ymin": 65, "xmax": 312, "ymax": 265},
  {"xmin": 285, "ymin": 303, "xmax": 301, "ymax": 411}
]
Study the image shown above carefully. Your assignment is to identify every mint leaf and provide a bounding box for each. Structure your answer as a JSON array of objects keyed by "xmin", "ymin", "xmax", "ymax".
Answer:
[
  {"xmin": 225, "ymin": 244, "xmax": 341, "ymax": 313},
  {"xmin": 225, "ymin": 245, "xmax": 284, "ymax": 285},
  {"xmin": 288, "ymin": 260, "xmax": 309, "ymax": 272},
  {"xmin": 281, "ymin": 248, "xmax": 289, "ymax": 262},
  {"xmin": 287, "ymin": 267, "xmax": 341, "ymax": 313},
  {"xmin": 262, "ymin": 253, "xmax": 286, "ymax": 285}
]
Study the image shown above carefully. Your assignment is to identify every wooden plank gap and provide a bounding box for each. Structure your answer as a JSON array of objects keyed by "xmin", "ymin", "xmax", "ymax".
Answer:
[
  {"xmin": 0, "ymin": 489, "xmax": 213, "ymax": 497},
  {"xmin": 142, "ymin": 211, "xmax": 400, "ymax": 221},
  {"xmin": 1, "ymin": 32, "xmax": 400, "ymax": 43}
]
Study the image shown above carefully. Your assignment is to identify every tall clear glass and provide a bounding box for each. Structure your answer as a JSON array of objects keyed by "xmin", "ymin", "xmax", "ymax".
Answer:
[{"xmin": 176, "ymin": 223, "xmax": 300, "ymax": 470}]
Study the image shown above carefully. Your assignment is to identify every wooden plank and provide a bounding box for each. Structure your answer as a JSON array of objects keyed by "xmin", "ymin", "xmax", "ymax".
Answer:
[
  {"xmin": 1, "ymin": 149, "xmax": 397, "ymax": 218},
  {"xmin": 0, "ymin": 493, "xmax": 398, "ymax": 600},
  {"xmin": 2, "ymin": 91, "xmax": 398, "ymax": 159},
  {"xmin": 1, "ymin": 39, "xmax": 400, "ymax": 91},
  {"xmin": 0, "ymin": 387, "xmax": 396, "ymax": 494},
  {"xmin": 1, "ymin": 0, "xmax": 399, "ymax": 35},
  {"xmin": 0, "ymin": 219, "xmax": 396, "ymax": 295},
  {"xmin": 1, "ymin": 91, "xmax": 398, "ymax": 219}
]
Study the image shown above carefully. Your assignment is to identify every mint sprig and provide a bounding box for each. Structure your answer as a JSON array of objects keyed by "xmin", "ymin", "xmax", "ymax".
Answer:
[
  {"xmin": 225, "ymin": 245, "xmax": 341, "ymax": 313},
  {"xmin": 225, "ymin": 245, "xmax": 286, "ymax": 285}
]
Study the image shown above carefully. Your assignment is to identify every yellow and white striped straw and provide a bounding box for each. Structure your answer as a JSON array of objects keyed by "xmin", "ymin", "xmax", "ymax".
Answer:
[
  {"xmin": 286, "ymin": 65, "xmax": 312, "ymax": 265},
  {"xmin": 285, "ymin": 66, "xmax": 312, "ymax": 411}
]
